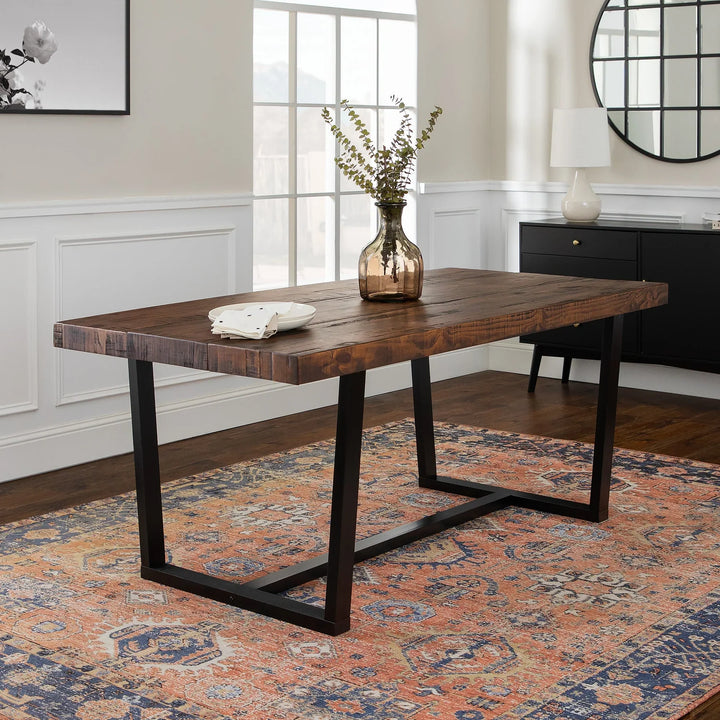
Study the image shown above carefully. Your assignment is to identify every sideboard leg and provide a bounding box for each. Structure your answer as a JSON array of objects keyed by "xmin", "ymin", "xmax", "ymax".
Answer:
[
  {"xmin": 128, "ymin": 359, "xmax": 166, "ymax": 569},
  {"xmin": 561, "ymin": 356, "xmax": 572, "ymax": 384},
  {"xmin": 589, "ymin": 315, "xmax": 623, "ymax": 522},
  {"xmin": 324, "ymin": 371, "xmax": 366, "ymax": 632},
  {"xmin": 528, "ymin": 345, "xmax": 542, "ymax": 392},
  {"xmin": 411, "ymin": 357, "xmax": 437, "ymax": 484}
]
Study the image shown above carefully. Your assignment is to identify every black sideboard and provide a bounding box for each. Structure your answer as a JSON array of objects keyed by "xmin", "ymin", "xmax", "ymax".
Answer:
[{"xmin": 519, "ymin": 218, "xmax": 720, "ymax": 391}]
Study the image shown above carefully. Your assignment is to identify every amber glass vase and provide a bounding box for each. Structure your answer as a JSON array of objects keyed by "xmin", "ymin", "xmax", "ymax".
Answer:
[{"xmin": 358, "ymin": 201, "xmax": 424, "ymax": 301}]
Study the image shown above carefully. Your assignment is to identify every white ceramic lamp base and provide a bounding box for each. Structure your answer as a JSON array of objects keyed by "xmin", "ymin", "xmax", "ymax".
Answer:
[{"xmin": 561, "ymin": 168, "xmax": 601, "ymax": 222}]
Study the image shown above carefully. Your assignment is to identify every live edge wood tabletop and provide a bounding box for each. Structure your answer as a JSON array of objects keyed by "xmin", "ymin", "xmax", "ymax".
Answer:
[{"xmin": 53, "ymin": 268, "xmax": 668, "ymax": 385}]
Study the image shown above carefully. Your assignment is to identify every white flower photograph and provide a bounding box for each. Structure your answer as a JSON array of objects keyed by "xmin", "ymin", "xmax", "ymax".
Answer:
[{"xmin": 0, "ymin": 0, "xmax": 128, "ymax": 113}]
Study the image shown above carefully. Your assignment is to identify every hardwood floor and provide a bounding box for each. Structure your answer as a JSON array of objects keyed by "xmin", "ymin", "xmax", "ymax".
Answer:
[{"xmin": 3, "ymin": 369, "xmax": 719, "ymax": 717}]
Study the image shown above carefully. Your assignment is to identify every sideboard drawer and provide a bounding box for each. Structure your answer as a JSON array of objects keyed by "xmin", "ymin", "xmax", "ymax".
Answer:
[
  {"xmin": 521, "ymin": 225, "xmax": 637, "ymax": 260},
  {"xmin": 521, "ymin": 253, "xmax": 637, "ymax": 281}
]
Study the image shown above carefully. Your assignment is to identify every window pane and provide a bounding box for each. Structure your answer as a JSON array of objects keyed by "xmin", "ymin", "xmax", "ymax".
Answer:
[
  {"xmin": 663, "ymin": 110, "xmax": 697, "ymax": 159},
  {"xmin": 702, "ymin": 58, "xmax": 720, "ymax": 106},
  {"xmin": 341, "ymin": 16, "xmax": 377, "ymax": 104},
  {"xmin": 628, "ymin": 59, "xmax": 660, "ymax": 107},
  {"xmin": 298, "ymin": 196, "xmax": 335, "ymax": 285},
  {"xmin": 340, "ymin": 194, "xmax": 375, "ymax": 279},
  {"xmin": 628, "ymin": 9, "xmax": 660, "ymax": 57},
  {"xmin": 298, "ymin": 13, "xmax": 336, "ymax": 104},
  {"xmin": 664, "ymin": 6, "xmax": 697, "ymax": 56},
  {"xmin": 298, "ymin": 107, "xmax": 335, "ymax": 194},
  {"xmin": 702, "ymin": 4, "xmax": 720, "ymax": 54},
  {"xmin": 701, "ymin": 110, "xmax": 720, "ymax": 156},
  {"xmin": 608, "ymin": 109, "xmax": 626, "ymax": 135},
  {"xmin": 664, "ymin": 58, "xmax": 696, "ymax": 107},
  {"xmin": 594, "ymin": 60, "xmax": 625, "ymax": 108},
  {"xmin": 379, "ymin": 106, "xmax": 415, "ymax": 146},
  {"xmin": 254, "ymin": 106, "xmax": 289, "ymax": 195},
  {"xmin": 593, "ymin": 10, "xmax": 625, "ymax": 59},
  {"xmin": 254, "ymin": 198, "xmax": 289, "ymax": 289},
  {"xmin": 627, "ymin": 110, "xmax": 660, "ymax": 155},
  {"xmin": 379, "ymin": 20, "xmax": 416, "ymax": 105},
  {"xmin": 254, "ymin": 9, "xmax": 289, "ymax": 103}
]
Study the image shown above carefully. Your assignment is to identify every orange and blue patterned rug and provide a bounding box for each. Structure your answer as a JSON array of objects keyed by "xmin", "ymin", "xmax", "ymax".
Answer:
[{"xmin": 0, "ymin": 420, "xmax": 719, "ymax": 719}]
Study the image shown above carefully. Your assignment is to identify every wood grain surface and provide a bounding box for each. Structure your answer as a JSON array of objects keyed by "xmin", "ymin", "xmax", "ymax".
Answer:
[{"xmin": 54, "ymin": 268, "xmax": 668, "ymax": 384}]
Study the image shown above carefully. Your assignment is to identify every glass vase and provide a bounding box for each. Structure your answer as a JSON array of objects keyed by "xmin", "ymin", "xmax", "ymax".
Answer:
[{"xmin": 358, "ymin": 201, "xmax": 424, "ymax": 301}]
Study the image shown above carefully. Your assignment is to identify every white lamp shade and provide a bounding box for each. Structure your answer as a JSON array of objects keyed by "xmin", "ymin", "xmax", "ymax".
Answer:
[{"xmin": 550, "ymin": 107, "xmax": 611, "ymax": 168}]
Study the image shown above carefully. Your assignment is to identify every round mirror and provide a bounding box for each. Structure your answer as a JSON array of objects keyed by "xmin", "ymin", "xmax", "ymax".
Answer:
[{"xmin": 590, "ymin": 0, "xmax": 720, "ymax": 162}]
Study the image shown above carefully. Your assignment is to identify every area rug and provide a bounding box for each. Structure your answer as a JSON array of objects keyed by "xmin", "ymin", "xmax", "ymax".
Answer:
[{"xmin": 0, "ymin": 421, "xmax": 719, "ymax": 720}]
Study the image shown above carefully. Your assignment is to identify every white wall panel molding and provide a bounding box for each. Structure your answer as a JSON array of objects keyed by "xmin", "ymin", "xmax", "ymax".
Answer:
[
  {"xmin": 425, "ymin": 208, "xmax": 485, "ymax": 270},
  {"xmin": 419, "ymin": 181, "xmax": 492, "ymax": 195},
  {"xmin": 55, "ymin": 227, "xmax": 239, "ymax": 406},
  {"xmin": 0, "ymin": 241, "xmax": 38, "ymax": 417},
  {"xmin": 0, "ymin": 194, "xmax": 252, "ymax": 220},
  {"xmin": 481, "ymin": 179, "xmax": 720, "ymax": 200},
  {"xmin": 597, "ymin": 211, "xmax": 684, "ymax": 224},
  {"xmin": 417, "ymin": 184, "xmax": 488, "ymax": 271}
]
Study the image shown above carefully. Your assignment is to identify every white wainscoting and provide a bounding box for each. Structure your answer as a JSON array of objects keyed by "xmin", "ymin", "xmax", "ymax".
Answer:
[
  {"xmin": 0, "ymin": 195, "xmax": 256, "ymax": 482},
  {"xmin": 420, "ymin": 180, "xmax": 720, "ymax": 401},
  {"xmin": 0, "ymin": 241, "xmax": 37, "ymax": 417}
]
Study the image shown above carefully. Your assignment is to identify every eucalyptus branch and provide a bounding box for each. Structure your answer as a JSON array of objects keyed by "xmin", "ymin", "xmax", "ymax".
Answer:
[{"xmin": 322, "ymin": 97, "xmax": 443, "ymax": 203}]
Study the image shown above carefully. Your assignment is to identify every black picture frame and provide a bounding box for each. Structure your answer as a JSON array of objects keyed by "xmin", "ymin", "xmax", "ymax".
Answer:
[{"xmin": 0, "ymin": 0, "xmax": 130, "ymax": 115}]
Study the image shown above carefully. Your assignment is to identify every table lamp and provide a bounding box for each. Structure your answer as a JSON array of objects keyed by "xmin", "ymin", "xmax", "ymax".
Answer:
[{"xmin": 550, "ymin": 107, "xmax": 610, "ymax": 222}]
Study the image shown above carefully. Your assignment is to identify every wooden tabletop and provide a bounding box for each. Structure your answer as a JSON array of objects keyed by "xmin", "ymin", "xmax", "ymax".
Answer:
[{"xmin": 54, "ymin": 268, "xmax": 668, "ymax": 385}]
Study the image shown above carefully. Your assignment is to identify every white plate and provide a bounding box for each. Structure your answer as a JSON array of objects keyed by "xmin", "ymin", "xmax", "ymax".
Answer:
[{"xmin": 208, "ymin": 302, "xmax": 316, "ymax": 331}]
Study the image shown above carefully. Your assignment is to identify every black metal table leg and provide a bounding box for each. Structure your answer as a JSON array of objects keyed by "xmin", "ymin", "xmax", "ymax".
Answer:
[
  {"xmin": 128, "ymin": 359, "xmax": 166, "ymax": 568},
  {"xmin": 589, "ymin": 315, "xmax": 624, "ymax": 521},
  {"xmin": 412, "ymin": 357, "xmax": 437, "ymax": 484},
  {"xmin": 324, "ymin": 372, "xmax": 366, "ymax": 632}
]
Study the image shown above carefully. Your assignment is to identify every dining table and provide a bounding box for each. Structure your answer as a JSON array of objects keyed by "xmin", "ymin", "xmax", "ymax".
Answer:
[{"xmin": 53, "ymin": 268, "xmax": 668, "ymax": 635}]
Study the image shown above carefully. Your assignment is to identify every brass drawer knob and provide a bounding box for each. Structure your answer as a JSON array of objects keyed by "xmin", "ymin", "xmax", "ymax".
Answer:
[
  {"xmin": 573, "ymin": 323, "xmax": 581, "ymax": 327},
  {"xmin": 572, "ymin": 239, "xmax": 581, "ymax": 246}
]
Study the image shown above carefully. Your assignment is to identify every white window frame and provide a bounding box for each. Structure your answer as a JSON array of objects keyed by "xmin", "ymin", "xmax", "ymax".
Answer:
[{"xmin": 253, "ymin": 0, "xmax": 417, "ymax": 289}]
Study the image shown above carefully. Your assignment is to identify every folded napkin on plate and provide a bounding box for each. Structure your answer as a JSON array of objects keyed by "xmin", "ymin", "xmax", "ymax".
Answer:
[{"xmin": 211, "ymin": 303, "xmax": 293, "ymax": 339}]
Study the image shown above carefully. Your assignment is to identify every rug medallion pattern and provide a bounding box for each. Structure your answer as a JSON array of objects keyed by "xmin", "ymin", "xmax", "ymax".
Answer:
[{"xmin": 0, "ymin": 421, "xmax": 718, "ymax": 719}]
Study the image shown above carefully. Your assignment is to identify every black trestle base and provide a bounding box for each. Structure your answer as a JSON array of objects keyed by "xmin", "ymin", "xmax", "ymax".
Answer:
[{"xmin": 127, "ymin": 316, "xmax": 623, "ymax": 635}]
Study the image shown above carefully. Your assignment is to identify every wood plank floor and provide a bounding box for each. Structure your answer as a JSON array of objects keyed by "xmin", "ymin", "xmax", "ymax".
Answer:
[{"xmin": 3, "ymin": 370, "xmax": 719, "ymax": 719}]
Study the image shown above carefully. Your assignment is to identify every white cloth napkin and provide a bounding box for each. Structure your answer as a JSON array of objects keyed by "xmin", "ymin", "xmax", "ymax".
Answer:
[{"xmin": 210, "ymin": 303, "xmax": 296, "ymax": 340}]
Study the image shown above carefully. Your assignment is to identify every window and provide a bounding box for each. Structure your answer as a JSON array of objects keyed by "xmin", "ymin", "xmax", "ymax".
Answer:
[{"xmin": 253, "ymin": 0, "xmax": 417, "ymax": 289}]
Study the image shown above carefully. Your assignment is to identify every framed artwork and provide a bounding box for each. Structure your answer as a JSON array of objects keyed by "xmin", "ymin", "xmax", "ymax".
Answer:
[{"xmin": 0, "ymin": 0, "xmax": 130, "ymax": 115}]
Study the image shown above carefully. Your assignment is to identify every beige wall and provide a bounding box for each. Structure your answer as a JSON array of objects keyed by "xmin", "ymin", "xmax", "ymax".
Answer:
[
  {"xmin": 489, "ymin": 0, "xmax": 720, "ymax": 186},
  {"xmin": 416, "ymin": 0, "xmax": 492, "ymax": 183},
  {"xmin": 0, "ymin": 0, "xmax": 253, "ymax": 203}
]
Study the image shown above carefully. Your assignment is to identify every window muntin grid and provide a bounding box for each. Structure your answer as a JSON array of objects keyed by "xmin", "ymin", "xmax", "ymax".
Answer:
[{"xmin": 253, "ymin": 1, "xmax": 417, "ymax": 290}]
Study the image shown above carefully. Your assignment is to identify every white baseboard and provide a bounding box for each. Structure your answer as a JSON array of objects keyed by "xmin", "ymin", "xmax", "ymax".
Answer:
[{"xmin": 489, "ymin": 339, "xmax": 720, "ymax": 400}]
